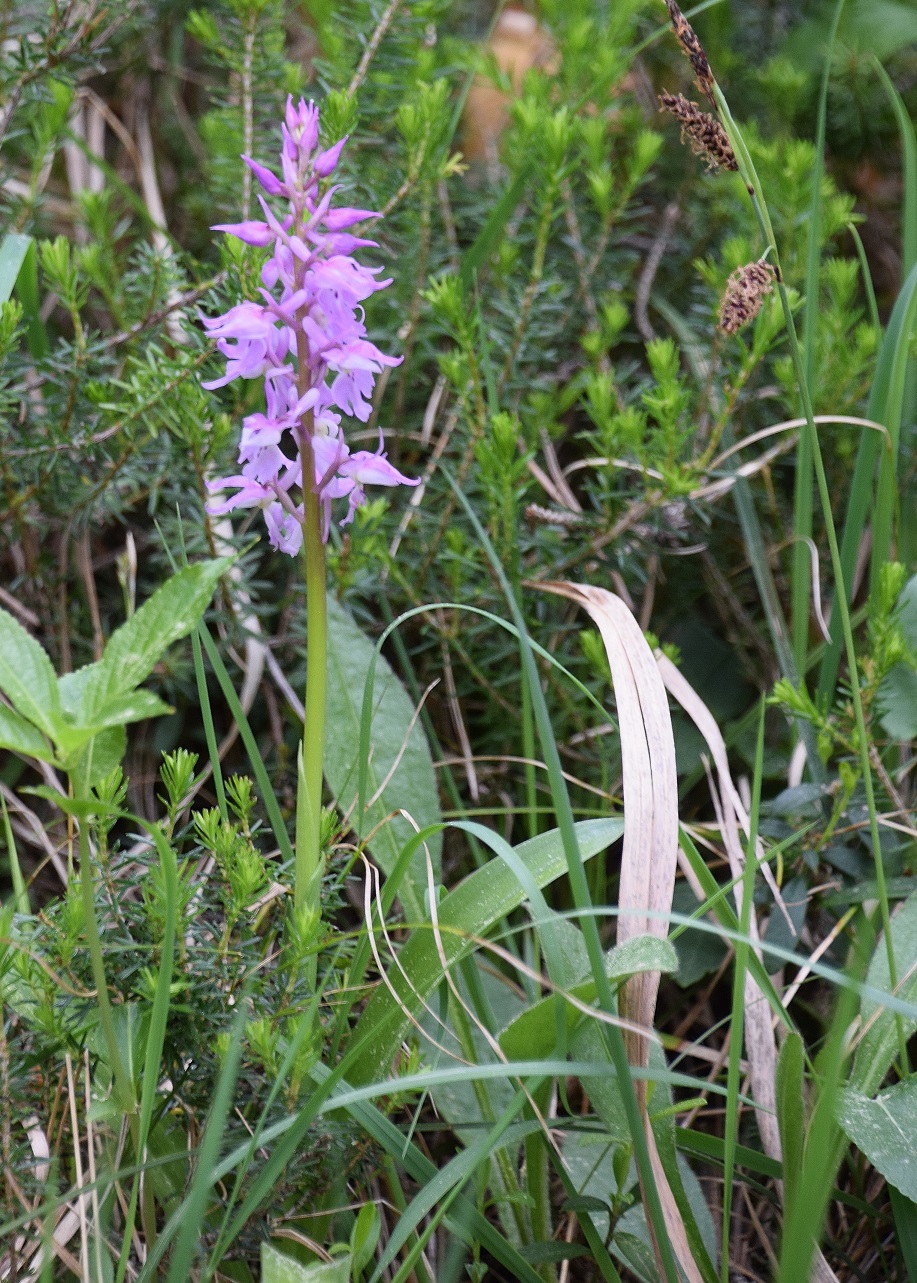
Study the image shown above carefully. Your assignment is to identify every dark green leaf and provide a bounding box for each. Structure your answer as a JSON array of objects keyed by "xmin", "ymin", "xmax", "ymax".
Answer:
[
  {"xmin": 325, "ymin": 594, "xmax": 441, "ymax": 920},
  {"xmin": 878, "ymin": 663, "xmax": 917, "ymax": 741},
  {"xmin": 838, "ymin": 1081, "xmax": 917, "ymax": 1200},
  {"xmin": 851, "ymin": 889, "xmax": 917, "ymax": 1094}
]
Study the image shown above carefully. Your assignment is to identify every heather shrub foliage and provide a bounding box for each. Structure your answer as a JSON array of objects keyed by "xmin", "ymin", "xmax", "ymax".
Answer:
[{"xmin": 2, "ymin": 1, "xmax": 917, "ymax": 1280}]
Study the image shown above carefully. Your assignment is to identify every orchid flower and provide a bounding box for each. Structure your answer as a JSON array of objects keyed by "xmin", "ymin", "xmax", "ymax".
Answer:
[{"xmin": 204, "ymin": 97, "xmax": 418, "ymax": 550}]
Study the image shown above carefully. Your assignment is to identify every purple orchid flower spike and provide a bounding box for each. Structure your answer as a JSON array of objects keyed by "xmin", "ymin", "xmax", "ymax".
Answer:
[{"xmin": 203, "ymin": 98, "xmax": 418, "ymax": 552}]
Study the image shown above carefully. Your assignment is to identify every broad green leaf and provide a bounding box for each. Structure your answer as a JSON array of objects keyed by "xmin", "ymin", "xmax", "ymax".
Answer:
[
  {"xmin": 22, "ymin": 787, "xmax": 109, "ymax": 818},
  {"xmin": 65, "ymin": 725, "xmax": 128, "ymax": 788},
  {"xmin": 0, "ymin": 607, "xmax": 63, "ymax": 741},
  {"xmin": 324, "ymin": 594, "xmax": 441, "ymax": 920},
  {"xmin": 606, "ymin": 1155, "xmax": 717, "ymax": 1283},
  {"xmin": 261, "ymin": 1246, "xmax": 350, "ymax": 1283},
  {"xmin": 0, "ymin": 232, "xmax": 47, "ymax": 358},
  {"xmin": 877, "ymin": 662, "xmax": 917, "ymax": 741},
  {"xmin": 348, "ymin": 816, "xmax": 623, "ymax": 1085},
  {"xmin": 57, "ymin": 664, "xmax": 98, "ymax": 721},
  {"xmin": 879, "ymin": 575, "xmax": 917, "ymax": 740},
  {"xmin": 0, "ymin": 233, "xmax": 32, "ymax": 303},
  {"xmin": 851, "ymin": 889, "xmax": 917, "ymax": 1095},
  {"xmin": 499, "ymin": 934, "xmax": 678, "ymax": 1062},
  {"xmin": 838, "ymin": 1080, "xmax": 917, "ymax": 1200},
  {"xmin": 89, "ymin": 689, "xmax": 174, "ymax": 730},
  {"xmin": 52, "ymin": 690, "xmax": 175, "ymax": 760},
  {"xmin": 612, "ymin": 1216, "xmax": 660, "ymax": 1283},
  {"xmin": 84, "ymin": 559, "xmax": 231, "ymax": 716},
  {"xmin": 0, "ymin": 703, "xmax": 56, "ymax": 762}
]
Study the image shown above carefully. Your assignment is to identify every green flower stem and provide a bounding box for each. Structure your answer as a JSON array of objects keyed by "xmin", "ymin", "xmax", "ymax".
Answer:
[
  {"xmin": 715, "ymin": 86, "xmax": 906, "ymax": 1071},
  {"xmin": 296, "ymin": 419, "xmax": 327, "ymax": 987}
]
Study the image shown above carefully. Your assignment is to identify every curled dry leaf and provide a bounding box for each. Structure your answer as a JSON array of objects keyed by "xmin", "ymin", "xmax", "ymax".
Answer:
[
  {"xmin": 539, "ymin": 582, "xmax": 704, "ymax": 1283},
  {"xmin": 658, "ymin": 659, "xmax": 844, "ymax": 1283},
  {"xmin": 541, "ymin": 582, "xmax": 678, "ymax": 1064},
  {"xmin": 657, "ymin": 652, "xmax": 782, "ymax": 1165}
]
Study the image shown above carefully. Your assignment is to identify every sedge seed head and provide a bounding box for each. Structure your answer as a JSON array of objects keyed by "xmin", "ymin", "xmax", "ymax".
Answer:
[
  {"xmin": 718, "ymin": 260, "xmax": 777, "ymax": 335},
  {"xmin": 658, "ymin": 93, "xmax": 737, "ymax": 172},
  {"xmin": 664, "ymin": 0, "xmax": 716, "ymax": 108}
]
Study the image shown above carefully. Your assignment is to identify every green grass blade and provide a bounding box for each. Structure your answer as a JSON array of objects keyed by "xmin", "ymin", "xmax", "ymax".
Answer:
[
  {"xmin": 776, "ymin": 990, "xmax": 857, "ymax": 1283},
  {"xmin": 873, "ymin": 54, "xmax": 917, "ymax": 564},
  {"xmin": 369, "ymin": 1108, "xmax": 539, "ymax": 1283},
  {"xmin": 0, "ymin": 792, "xmax": 29, "ymax": 915},
  {"xmin": 191, "ymin": 627, "xmax": 228, "ymax": 822},
  {"xmin": 794, "ymin": 0, "xmax": 847, "ymax": 674},
  {"xmin": 872, "ymin": 57, "xmax": 917, "ymax": 279},
  {"xmin": 848, "ymin": 221, "xmax": 881, "ymax": 333},
  {"xmin": 347, "ymin": 815, "xmax": 623, "ymax": 1085},
  {"xmin": 720, "ymin": 701, "xmax": 765, "ymax": 1282},
  {"xmin": 890, "ymin": 1187, "xmax": 917, "ymax": 1281},
  {"xmin": 459, "ymin": 168, "xmax": 528, "ymax": 290},
  {"xmin": 818, "ymin": 261, "xmax": 917, "ymax": 701},
  {"xmin": 197, "ymin": 620, "xmax": 293, "ymax": 866},
  {"xmin": 676, "ymin": 827, "xmax": 797, "ymax": 1039},
  {"xmin": 444, "ymin": 470, "xmax": 683, "ymax": 1283},
  {"xmin": 115, "ymin": 822, "xmax": 179, "ymax": 1283},
  {"xmin": 161, "ymin": 998, "xmax": 248, "ymax": 1283},
  {"xmin": 174, "ymin": 509, "xmax": 227, "ymax": 820},
  {"xmin": 308, "ymin": 1062, "xmax": 546, "ymax": 1283},
  {"xmin": 868, "ymin": 262, "xmax": 917, "ymax": 603},
  {"xmin": 731, "ymin": 470, "xmax": 825, "ymax": 783}
]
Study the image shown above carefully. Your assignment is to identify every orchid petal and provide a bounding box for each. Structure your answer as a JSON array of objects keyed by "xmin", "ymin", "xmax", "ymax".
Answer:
[{"xmin": 242, "ymin": 155, "xmax": 284, "ymax": 195}]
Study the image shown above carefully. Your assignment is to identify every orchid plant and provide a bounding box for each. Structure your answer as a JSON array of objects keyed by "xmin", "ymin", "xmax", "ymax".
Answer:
[{"xmin": 203, "ymin": 98, "xmax": 418, "ymax": 960}]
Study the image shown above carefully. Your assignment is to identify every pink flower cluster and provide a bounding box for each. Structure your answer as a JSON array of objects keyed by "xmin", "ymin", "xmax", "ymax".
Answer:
[{"xmin": 203, "ymin": 98, "xmax": 417, "ymax": 554}]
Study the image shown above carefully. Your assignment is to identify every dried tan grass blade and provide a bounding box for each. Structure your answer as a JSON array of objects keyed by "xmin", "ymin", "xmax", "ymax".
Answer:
[
  {"xmin": 542, "ymin": 583, "xmax": 678, "ymax": 1065},
  {"xmin": 540, "ymin": 583, "xmax": 703, "ymax": 1283},
  {"xmin": 657, "ymin": 652, "xmax": 782, "ymax": 1164}
]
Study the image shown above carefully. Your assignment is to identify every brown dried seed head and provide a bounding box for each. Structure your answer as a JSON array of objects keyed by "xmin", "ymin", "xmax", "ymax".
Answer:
[
  {"xmin": 718, "ymin": 261, "xmax": 777, "ymax": 335},
  {"xmin": 658, "ymin": 93, "xmax": 737, "ymax": 172},
  {"xmin": 664, "ymin": 0, "xmax": 716, "ymax": 108}
]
